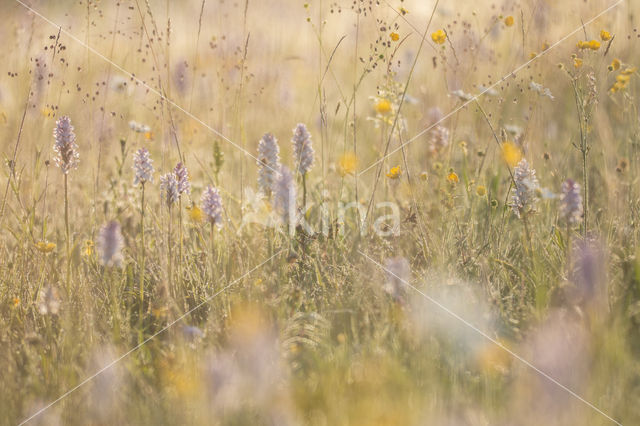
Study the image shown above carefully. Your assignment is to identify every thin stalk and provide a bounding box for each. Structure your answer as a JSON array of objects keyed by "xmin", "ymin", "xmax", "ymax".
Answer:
[
  {"xmin": 139, "ymin": 183, "xmax": 146, "ymax": 334},
  {"xmin": 64, "ymin": 174, "xmax": 71, "ymax": 292}
]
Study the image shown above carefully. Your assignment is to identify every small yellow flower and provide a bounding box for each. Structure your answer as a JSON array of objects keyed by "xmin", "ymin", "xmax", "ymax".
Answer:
[
  {"xmin": 600, "ymin": 30, "xmax": 612, "ymax": 41},
  {"xmin": 501, "ymin": 141, "xmax": 523, "ymax": 167},
  {"xmin": 529, "ymin": 52, "xmax": 537, "ymax": 59},
  {"xmin": 431, "ymin": 29, "xmax": 446, "ymax": 45},
  {"xmin": 616, "ymin": 74, "xmax": 631, "ymax": 83},
  {"xmin": 609, "ymin": 58, "xmax": 621, "ymax": 71},
  {"xmin": 386, "ymin": 165, "xmax": 402, "ymax": 179},
  {"xmin": 621, "ymin": 67, "xmax": 637, "ymax": 75},
  {"xmin": 35, "ymin": 241, "xmax": 56, "ymax": 253},
  {"xmin": 420, "ymin": 171, "xmax": 428, "ymax": 181},
  {"xmin": 390, "ymin": 32, "xmax": 399, "ymax": 42},
  {"xmin": 588, "ymin": 40, "xmax": 601, "ymax": 50},
  {"xmin": 399, "ymin": 7, "xmax": 408, "ymax": 15},
  {"xmin": 504, "ymin": 16, "xmax": 514, "ymax": 27},
  {"xmin": 188, "ymin": 203, "xmax": 203, "ymax": 223},
  {"xmin": 375, "ymin": 99, "xmax": 392, "ymax": 115},
  {"xmin": 41, "ymin": 107, "xmax": 54, "ymax": 118},
  {"xmin": 447, "ymin": 171, "xmax": 459, "ymax": 184},
  {"xmin": 573, "ymin": 57, "xmax": 583, "ymax": 68},
  {"xmin": 144, "ymin": 131, "xmax": 154, "ymax": 140},
  {"xmin": 83, "ymin": 240, "xmax": 94, "ymax": 257},
  {"xmin": 338, "ymin": 152, "xmax": 358, "ymax": 176},
  {"xmin": 476, "ymin": 185, "xmax": 487, "ymax": 196},
  {"xmin": 12, "ymin": 297, "xmax": 20, "ymax": 308}
]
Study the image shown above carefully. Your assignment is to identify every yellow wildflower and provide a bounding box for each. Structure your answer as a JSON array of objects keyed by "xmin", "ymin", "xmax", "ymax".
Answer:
[
  {"xmin": 390, "ymin": 32, "xmax": 399, "ymax": 42},
  {"xmin": 83, "ymin": 240, "xmax": 94, "ymax": 257},
  {"xmin": 573, "ymin": 57, "xmax": 583, "ymax": 68},
  {"xmin": 338, "ymin": 152, "xmax": 358, "ymax": 176},
  {"xmin": 386, "ymin": 165, "xmax": 402, "ymax": 179},
  {"xmin": 431, "ymin": 29, "xmax": 446, "ymax": 45},
  {"xmin": 35, "ymin": 241, "xmax": 56, "ymax": 253},
  {"xmin": 476, "ymin": 185, "xmax": 487, "ymax": 196},
  {"xmin": 609, "ymin": 58, "xmax": 621, "ymax": 71},
  {"xmin": 447, "ymin": 172, "xmax": 459, "ymax": 184},
  {"xmin": 600, "ymin": 30, "xmax": 612, "ymax": 41},
  {"xmin": 501, "ymin": 141, "xmax": 522, "ymax": 167},
  {"xmin": 12, "ymin": 297, "xmax": 20, "ymax": 308},
  {"xmin": 621, "ymin": 67, "xmax": 637, "ymax": 75},
  {"xmin": 420, "ymin": 171, "xmax": 428, "ymax": 181},
  {"xmin": 504, "ymin": 16, "xmax": 514, "ymax": 27},
  {"xmin": 41, "ymin": 107, "xmax": 54, "ymax": 118},
  {"xmin": 529, "ymin": 52, "xmax": 537, "ymax": 59},
  {"xmin": 375, "ymin": 99, "xmax": 392, "ymax": 115},
  {"xmin": 144, "ymin": 131, "xmax": 154, "ymax": 141},
  {"xmin": 588, "ymin": 40, "xmax": 601, "ymax": 50},
  {"xmin": 188, "ymin": 203, "xmax": 203, "ymax": 223}
]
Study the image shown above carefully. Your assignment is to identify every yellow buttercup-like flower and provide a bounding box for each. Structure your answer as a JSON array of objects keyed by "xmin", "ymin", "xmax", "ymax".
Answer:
[
  {"xmin": 476, "ymin": 185, "xmax": 487, "ymax": 196},
  {"xmin": 35, "ymin": 241, "xmax": 56, "ymax": 253},
  {"xmin": 573, "ymin": 58, "xmax": 583, "ymax": 68},
  {"xmin": 447, "ymin": 172, "xmax": 459, "ymax": 184},
  {"xmin": 375, "ymin": 99, "xmax": 392, "ymax": 115},
  {"xmin": 609, "ymin": 58, "xmax": 621, "ymax": 71},
  {"xmin": 501, "ymin": 141, "xmax": 523, "ymax": 167},
  {"xmin": 338, "ymin": 152, "xmax": 358, "ymax": 176},
  {"xmin": 600, "ymin": 30, "xmax": 612, "ymax": 41},
  {"xmin": 504, "ymin": 16, "xmax": 514, "ymax": 27},
  {"xmin": 431, "ymin": 29, "xmax": 446, "ymax": 45},
  {"xmin": 390, "ymin": 32, "xmax": 399, "ymax": 42},
  {"xmin": 386, "ymin": 166, "xmax": 402, "ymax": 179}
]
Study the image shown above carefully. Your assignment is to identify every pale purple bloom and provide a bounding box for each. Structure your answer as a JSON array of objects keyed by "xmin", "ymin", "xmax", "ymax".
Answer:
[
  {"xmin": 273, "ymin": 166, "xmax": 296, "ymax": 225},
  {"xmin": 97, "ymin": 221, "xmax": 124, "ymax": 267},
  {"xmin": 160, "ymin": 172, "xmax": 179, "ymax": 208},
  {"xmin": 53, "ymin": 116, "xmax": 79, "ymax": 174},
  {"xmin": 38, "ymin": 285, "xmax": 61, "ymax": 315},
  {"xmin": 257, "ymin": 133, "xmax": 280, "ymax": 196},
  {"xmin": 560, "ymin": 178, "xmax": 583, "ymax": 224},
  {"xmin": 512, "ymin": 159, "xmax": 539, "ymax": 218},
  {"xmin": 383, "ymin": 256, "xmax": 410, "ymax": 303},
  {"xmin": 292, "ymin": 123, "xmax": 314, "ymax": 175},
  {"xmin": 133, "ymin": 147, "xmax": 154, "ymax": 185},
  {"xmin": 201, "ymin": 185, "xmax": 223, "ymax": 227},
  {"xmin": 173, "ymin": 162, "xmax": 191, "ymax": 196}
]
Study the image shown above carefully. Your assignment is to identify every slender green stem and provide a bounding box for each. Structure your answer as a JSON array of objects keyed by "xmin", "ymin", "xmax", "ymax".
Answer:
[
  {"xmin": 139, "ymin": 183, "xmax": 146, "ymax": 332},
  {"xmin": 64, "ymin": 174, "xmax": 71, "ymax": 293}
]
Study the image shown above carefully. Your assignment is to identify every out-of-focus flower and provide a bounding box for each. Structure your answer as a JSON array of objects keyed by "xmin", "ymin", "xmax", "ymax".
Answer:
[
  {"xmin": 133, "ymin": 147, "xmax": 154, "ymax": 185},
  {"xmin": 501, "ymin": 141, "xmax": 523, "ymax": 167},
  {"xmin": 609, "ymin": 58, "xmax": 621, "ymax": 71},
  {"xmin": 560, "ymin": 179, "xmax": 583, "ymax": 225},
  {"xmin": 529, "ymin": 81, "xmax": 554, "ymax": 100},
  {"xmin": 257, "ymin": 133, "xmax": 281, "ymax": 197},
  {"xmin": 53, "ymin": 116, "xmax": 79, "ymax": 174},
  {"xmin": 338, "ymin": 152, "xmax": 358, "ymax": 176},
  {"xmin": 160, "ymin": 172, "xmax": 179, "ymax": 208},
  {"xmin": 292, "ymin": 123, "xmax": 315, "ymax": 175},
  {"xmin": 38, "ymin": 285, "xmax": 60, "ymax": 315},
  {"xmin": 173, "ymin": 162, "xmax": 191, "ymax": 196},
  {"xmin": 511, "ymin": 159, "xmax": 539, "ymax": 218},
  {"xmin": 600, "ymin": 30, "xmax": 612, "ymax": 41},
  {"xmin": 504, "ymin": 16, "xmax": 514, "ymax": 27},
  {"xmin": 188, "ymin": 203, "xmax": 203, "ymax": 223},
  {"xmin": 273, "ymin": 166, "xmax": 297, "ymax": 226},
  {"xmin": 386, "ymin": 165, "xmax": 402, "ymax": 179},
  {"xmin": 431, "ymin": 29, "xmax": 446, "ymax": 44},
  {"xmin": 201, "ymin": 185, "xmax": 223, "ymax": 227},
  {"xmin": 390, "ymin": 32, "xmax": 399, "ymax": 41},
  {"xmin": 428, "ymin": 125, "xmax": 450, "ymax": 155},
  {"xmin": 476, "ymin": 185, "xmax": 487, "ymax": 196},
  {"xmin": 577, "ymin": 40, "xmax": 600, "ymax": 50},
  {"xmin": 383, "ymin": 257, "xmax": 410, "ymax": 303},
  {"xmin": 35, "ymin": 241, "xmax": 56, "ymax": 253},
  {"xmin": 374, "ymin": 98, "xmax": 392, "ymax": 115},
  {"xmin": 97, "ymin": 221, "xmax": 124, "ymax": 267},
  {"xmin": 447, "ymin": 171, "xmax": 459, "ymax": 184}
]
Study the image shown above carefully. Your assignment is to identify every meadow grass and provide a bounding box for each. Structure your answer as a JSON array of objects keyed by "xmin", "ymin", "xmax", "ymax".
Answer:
[{"xmin": 1, "ymin": 0, "xmax": 640, "ymax": 424}]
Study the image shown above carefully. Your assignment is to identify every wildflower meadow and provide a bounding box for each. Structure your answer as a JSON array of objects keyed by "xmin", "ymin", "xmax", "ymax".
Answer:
[{"xmin": 1, "ymin": 0, "xmax": 640, "ymax": 424}]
